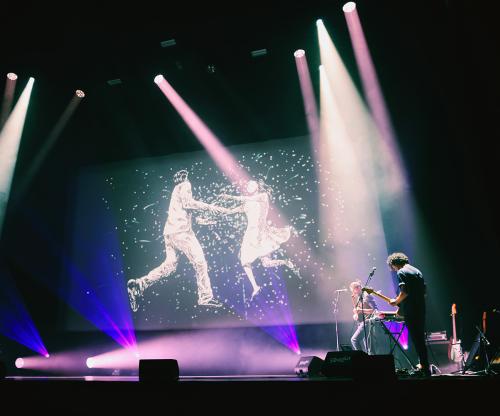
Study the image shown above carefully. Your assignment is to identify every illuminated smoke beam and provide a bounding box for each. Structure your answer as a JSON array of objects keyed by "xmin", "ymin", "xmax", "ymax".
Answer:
[
  {"xmin": 343, "ymin": 4, "xmax": 408, "ymax": 192},
  {"xmin": 1, "ymin": 73, "xmax": 18, "ymax": 129},
  {"xmin": 0, "ymin": 77, "xmax": 34, "ymax": 238},
  {"xmin": 0, "ymin": 268, "xmax": 49, "ymax": 357},
  {"xmin": 319, "ymin": 53, "xmax": 394, "ymax": 319},
  {"xmin": 294, "ymin": 50, "xmax": 320, "ymax": 150},
  {"xmin": 14, "ymin": 207, "xmax": 137, "ymax": 352},
  {"xmin": 154, "ymin": 75, "xmax": 248, "ymax": 183},
  {"xmin": 343, "ymin": 4, "xmax": 419, "ymax": 257},
  {"xmin": 12, "ymin": 91, "xmax": 85, "ymax": 206},
  {"xmin": 317, "ymin": 19, "xmax": 405, "ymax": 198},
  {"xmin": 229, "ymin": 268, "xmax": 301, "ymax": 354},
  {"xmin": 15, "ymin": 351, "xmax": 90, "ymax": 373},
  {"xmin": 87, "ymin": 330, "xmax": 299, "ymax": 375}
]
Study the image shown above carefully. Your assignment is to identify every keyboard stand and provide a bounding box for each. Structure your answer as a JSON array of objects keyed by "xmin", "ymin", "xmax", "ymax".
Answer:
[{"xmin": 378, "ymin": 320, "xmax": 415, "ymax": 369}]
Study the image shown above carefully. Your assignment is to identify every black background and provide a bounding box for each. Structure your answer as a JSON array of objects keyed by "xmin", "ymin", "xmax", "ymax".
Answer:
[{"xmin": 0, "ymin": 0, "xmax": 499, "ymax": 354}]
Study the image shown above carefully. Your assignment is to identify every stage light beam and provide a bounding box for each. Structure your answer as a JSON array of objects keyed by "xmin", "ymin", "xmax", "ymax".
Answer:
[
  {"xmin": 10, "ymin": 88, "xmax": 86, "ymax": 208},
  {"xmin": 1, "ymin": 73, "xmax": 19, "ymax": 129},
  {"xmin": 342, "ymin": 3, "xmax": 408, "ymax": 194},
  {"xmin": 294, "ymin": 49, "xmax": 320, "ymax": 150},
  {"xmin": 0, "ymin": 77, "xmax": 34, "ymax": 237},
  {"xmin": 317, "ymin": 24, "xmax": 396, "ymax": 312}
]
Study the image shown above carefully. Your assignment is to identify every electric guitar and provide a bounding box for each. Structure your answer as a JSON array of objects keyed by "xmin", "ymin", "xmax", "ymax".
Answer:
[
  {"xmin": 448, "ymin": 303, "xmax": 464, "ymax": 363},
  {"xmin": 361, "ymin": 287, "xmax": 404, "ymax": 320}
]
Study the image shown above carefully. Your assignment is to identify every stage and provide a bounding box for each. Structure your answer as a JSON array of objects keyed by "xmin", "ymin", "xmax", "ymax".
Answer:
[{"xmin": 2, "ymin": 373, "xmax": 499, "ymax": 414}]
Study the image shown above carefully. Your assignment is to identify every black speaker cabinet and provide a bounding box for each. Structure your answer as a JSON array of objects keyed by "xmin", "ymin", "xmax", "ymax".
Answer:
[
  {"xmin": 0, "ymin": 360, "xmax": 5, "ymax": 380},
  {"xmin": 294, "ymin": 356, "xmax": 324, "ymax": 377},
  {"xmin": 322, "ymin": 351, "xmax": 396, "ymax": 381},
  {"xmin": 139, "ymin": 359, "xmax": 179, "ymax": 382}
]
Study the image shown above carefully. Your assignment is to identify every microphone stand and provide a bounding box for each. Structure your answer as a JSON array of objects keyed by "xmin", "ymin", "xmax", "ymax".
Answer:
[
  {"xmin": 333, "ymin": 290, "xmax": 342, "ymax": 351},
  {"xmin": 474, "ymin": 325, "xmax": 497, "ymax": 376},
  {"xmin": 356, "ymin": 268, "xmax": 376, "ymax": 354}
]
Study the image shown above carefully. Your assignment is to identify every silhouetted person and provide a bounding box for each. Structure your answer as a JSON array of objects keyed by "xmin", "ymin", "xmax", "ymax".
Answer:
[{"xmin": 387, "ymin": 252, "xmax": 430, "ymax": 376}]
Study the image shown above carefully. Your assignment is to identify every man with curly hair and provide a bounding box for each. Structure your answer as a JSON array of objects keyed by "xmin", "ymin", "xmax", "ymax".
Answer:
[{"xmin": 387, "ymin": 252, "xmax": 430, "ymax": 376}]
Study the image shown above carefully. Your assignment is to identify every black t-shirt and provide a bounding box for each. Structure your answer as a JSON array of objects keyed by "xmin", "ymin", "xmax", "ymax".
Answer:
[{"xmin": 397, "ymin": 264, "xmax": 426, "ymax": 317}]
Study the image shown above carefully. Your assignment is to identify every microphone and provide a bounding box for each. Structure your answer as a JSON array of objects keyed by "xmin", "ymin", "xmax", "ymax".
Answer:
[
  {"xmin": 369, "ymin": 267, "xmax": 376, "ymax": 277},
  {"xmin": 335, "ymin": 288, "xmax": 348, "ymax": 292}
]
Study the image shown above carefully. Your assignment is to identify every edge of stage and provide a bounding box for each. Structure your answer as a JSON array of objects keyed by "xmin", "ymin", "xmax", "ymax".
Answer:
[{"xmin": 2, "ymin": 373, "xmax": 499, "ymax": 414}]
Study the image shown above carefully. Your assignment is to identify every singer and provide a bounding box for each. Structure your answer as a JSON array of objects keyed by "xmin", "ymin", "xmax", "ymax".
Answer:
[
  {"xmin": 387, "ymin": 252, "xmax": 430, "ymax": 377},
  {"xmin": 350, "ymin": 280, "xmax": 379, "ymax": 353}
]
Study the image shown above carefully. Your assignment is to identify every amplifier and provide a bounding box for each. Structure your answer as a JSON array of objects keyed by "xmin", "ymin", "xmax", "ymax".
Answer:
[{"xmin": 426, "ymin": 331, "xmax": 448, "ymax": 342}]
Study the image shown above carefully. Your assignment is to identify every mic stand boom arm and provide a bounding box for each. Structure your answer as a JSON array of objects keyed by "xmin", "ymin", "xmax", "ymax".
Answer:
[{"xmin": 356, "ymin": 268, "xmax": 376, "ymax": 354}]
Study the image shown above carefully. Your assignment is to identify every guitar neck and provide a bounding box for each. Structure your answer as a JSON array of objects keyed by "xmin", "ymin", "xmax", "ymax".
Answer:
[
  {"xmin": 369, "ymin": 291, "xmax": 392, "ymax": 304},
  {"xmin": 452, "ymin": 314, "xmax": 457, "ymax": 343}
]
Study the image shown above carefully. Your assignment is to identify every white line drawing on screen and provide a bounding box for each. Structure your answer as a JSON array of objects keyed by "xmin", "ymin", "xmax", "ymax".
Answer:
[
  {"xmin": 220, "ymin": 179, "xmax": 299, "ymax": 301},
  {"xmin": 127, "ymin": 170, "xmax": 228, "ymax": 312}
]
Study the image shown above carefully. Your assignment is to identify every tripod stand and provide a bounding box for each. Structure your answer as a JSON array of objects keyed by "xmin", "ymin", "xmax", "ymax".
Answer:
[
  {"xmin": 462, "ymin": 326, "xmax": 497, "ymax": 375},
  {"xmin": 332, "ymin": 290, "xmax": 342, "ymax": 351}
]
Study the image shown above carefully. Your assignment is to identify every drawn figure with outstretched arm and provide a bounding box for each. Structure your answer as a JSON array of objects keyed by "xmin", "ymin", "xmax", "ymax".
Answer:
[
  {"xmin": 127, "ymin": 170, "xmax": 227, "ymax": 312},
  {"xmin": 221, "ymin": 180, "xmax": 298, "ymax": 301}
]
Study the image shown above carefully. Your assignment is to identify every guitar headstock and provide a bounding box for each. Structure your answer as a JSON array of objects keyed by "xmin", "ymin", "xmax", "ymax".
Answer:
[
  {"xmin": 362, "ymin": 287, "xmax": 374, "ymax": 294},
  {"xmin": 451, "ymin": 303, "xmax": 457, "ymax": 315}
]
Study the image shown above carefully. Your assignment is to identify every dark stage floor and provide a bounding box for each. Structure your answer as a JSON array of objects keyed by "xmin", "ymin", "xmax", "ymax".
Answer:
[{"xmin": 2, "ymin": 373, "xmax": 499, "ymax": 414}]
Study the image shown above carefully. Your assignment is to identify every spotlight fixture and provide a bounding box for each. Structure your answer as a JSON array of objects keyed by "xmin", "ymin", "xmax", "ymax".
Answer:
[
  {"xmin": 207, "ymin": 64, "xmax": 216, "ymax": 74},
  {"xmin": 294, "ymin": 49, "xmax": 305, "ymax": 58},
  {"xmin": 86, "ymin": 358, "xmax": 94, "ymax": 368},
  {"xmin": 75, "ymin": 90, "xmax": 85, "ymax": 98},
  {"xmin": 107, "ymin": 79, "xmax": 122, "ymax": 86},
  {"xmin": 15, "ymin": 358, "xmax": 24, "ymax": 368},
  {"xmin": 343, "ymin": 2, "xmax": 356, "ymax": 13},
  {"xmin": 7, "ymin": 72, "xmax": 18, "ymax": 80},
  {"xmin": 160, "ymin": 39, "xmax": 176, "ymax": 48},
  {"xmin": 316, "ymin": 19, "xmax": 324, "ymax": 27},
  {"xmin": 154, "ymin": 74, "xmax": 164, "ymax": 84},
  {"xmin": 250, "ymin": 49, "xmax": 267, "ymax": 58}
]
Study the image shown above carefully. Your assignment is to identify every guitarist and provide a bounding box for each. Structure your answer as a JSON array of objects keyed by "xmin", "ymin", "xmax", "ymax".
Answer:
[
  {"xmin": 387, "ymin": 252, "xmax": 431, "ymax": 377},
  {"xmin": 350, "ymin": 280, "xmax": 379, "ymax": 353}
]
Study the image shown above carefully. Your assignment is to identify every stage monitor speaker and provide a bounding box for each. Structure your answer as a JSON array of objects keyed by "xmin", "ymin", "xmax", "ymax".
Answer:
[
  {"xmin": 464, "ymin": 333, "xmax": 482, "ymax": 371},
  {"xmin": 322, "ymin": 351, "xmax": 396, "ymax": 381},
  {"xmin": 294, "ymin": 356, "xmax": 324, "ymax": 377},
  {"xmin": 426, "ymin": 340, "xmax": 459, "ymax": 373},
  {"xmin": 139, "ymin": 359, "xmax": 179, "ymax": 382}
]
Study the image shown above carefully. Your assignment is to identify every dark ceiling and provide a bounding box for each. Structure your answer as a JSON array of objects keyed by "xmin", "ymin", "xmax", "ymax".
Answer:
[{"xmin": 0, "ymin": 0, "xmax": 499, "ymax": 342}]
